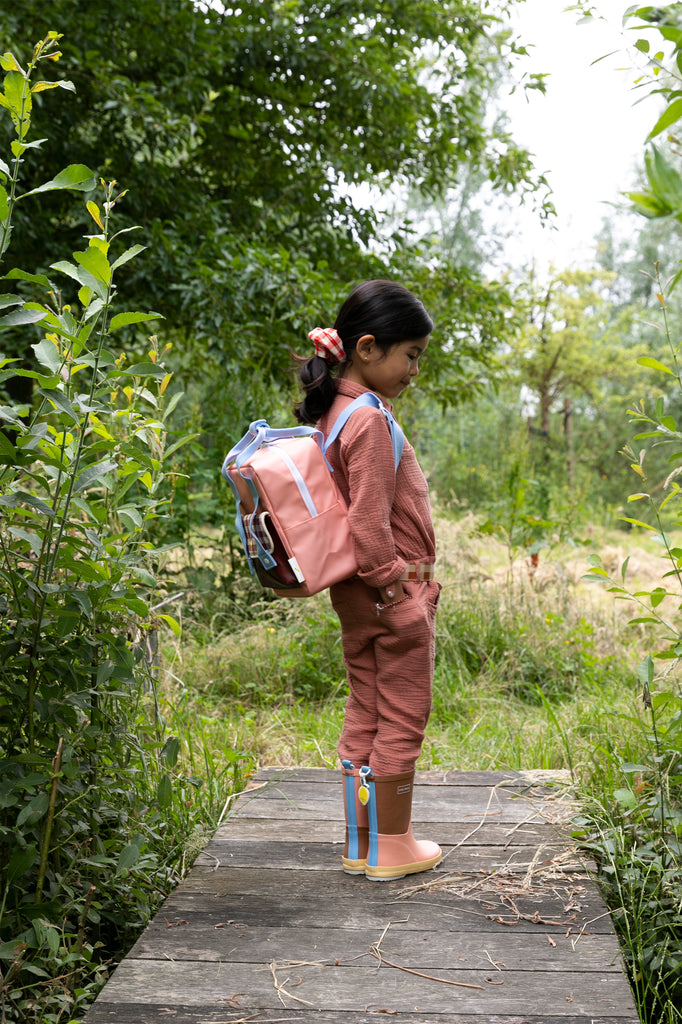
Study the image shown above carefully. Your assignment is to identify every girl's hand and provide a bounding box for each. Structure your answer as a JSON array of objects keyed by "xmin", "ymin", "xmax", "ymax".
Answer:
[{"xmin": 379, "ymin": 580, "xmax": 405, "ymax": 604}]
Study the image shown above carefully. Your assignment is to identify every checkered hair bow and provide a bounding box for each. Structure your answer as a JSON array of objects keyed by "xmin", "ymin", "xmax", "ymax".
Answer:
[{"xmin": 308, "ymin": 327, "xmax": 346, "ymax": 364}]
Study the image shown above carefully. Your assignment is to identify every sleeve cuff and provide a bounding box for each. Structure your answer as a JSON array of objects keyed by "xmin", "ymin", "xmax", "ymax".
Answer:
[{"xmin": 358, "ymin": 557, "xmax": 407, "ymax": 590}]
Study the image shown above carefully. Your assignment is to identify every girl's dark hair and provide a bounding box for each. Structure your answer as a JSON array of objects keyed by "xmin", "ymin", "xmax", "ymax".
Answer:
[{"xmin": 294, "ymin": 279, "xmax": 433, "ymax": 424}]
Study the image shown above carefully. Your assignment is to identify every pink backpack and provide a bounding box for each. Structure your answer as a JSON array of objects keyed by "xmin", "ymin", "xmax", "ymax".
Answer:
[{"xmin": 222, "ymin": 393, "xmax": 403, "ymax": 597}]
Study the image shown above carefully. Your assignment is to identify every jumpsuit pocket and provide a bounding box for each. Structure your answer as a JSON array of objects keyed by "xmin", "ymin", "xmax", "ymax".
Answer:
[
  {"xmin": 377, "ymin": 581, "xmax": 431, "ymax": 627},
  {"xmin": 375, "ymin": 593, "xmax": 412, "ymax": 612}
]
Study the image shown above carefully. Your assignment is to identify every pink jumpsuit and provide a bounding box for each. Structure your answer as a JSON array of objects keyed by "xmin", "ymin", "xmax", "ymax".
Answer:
[{"xmin": 317, "ymin": 379, "xmax": 440, "ymax": 775}]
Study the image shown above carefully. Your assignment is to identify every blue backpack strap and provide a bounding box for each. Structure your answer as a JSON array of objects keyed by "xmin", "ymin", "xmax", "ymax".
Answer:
[{"xmin": 324, "ymin": 392, "xmax": 404, "ymax": 470}]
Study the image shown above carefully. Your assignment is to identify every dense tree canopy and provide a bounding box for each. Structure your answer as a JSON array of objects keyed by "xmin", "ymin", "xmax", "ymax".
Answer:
[{"xmin": 1, "ymin": 1, "xmax": 545, "ymax": 383}]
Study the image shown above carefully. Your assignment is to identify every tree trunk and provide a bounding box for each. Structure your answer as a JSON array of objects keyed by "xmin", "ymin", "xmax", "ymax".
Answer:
[{"xmin": 563, "ymin": 395, "xmax": 574, "ymax": 490}]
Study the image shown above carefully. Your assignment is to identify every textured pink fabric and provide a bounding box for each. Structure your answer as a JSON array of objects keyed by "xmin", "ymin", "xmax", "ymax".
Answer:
[
  {"xmin": 317, "ymin": 380, "xmax": 435, "ymax": 590},
  {"xmin": 318, "ymin": 379, "xmax": 439, "ymax": 775},
  {"xmin": 331, "ymin": 577, "xmax": 439, "ymax": 774}
]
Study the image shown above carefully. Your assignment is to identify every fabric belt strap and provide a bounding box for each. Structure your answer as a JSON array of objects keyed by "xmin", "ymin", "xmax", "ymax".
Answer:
[{"xmin": 399, "ymin": 562, "xmax": 436, "ymax": 582}]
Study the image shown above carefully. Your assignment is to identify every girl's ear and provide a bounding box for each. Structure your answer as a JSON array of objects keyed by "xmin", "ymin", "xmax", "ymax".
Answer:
[{"xmin": 355, "ymin": 334, "xmax": 376, "ymax": 362}]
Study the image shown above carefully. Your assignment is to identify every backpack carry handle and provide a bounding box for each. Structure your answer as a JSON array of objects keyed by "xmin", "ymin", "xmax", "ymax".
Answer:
[{"xmin": 221, "ymin": 420, "xmax": 326, "ymax": 480}]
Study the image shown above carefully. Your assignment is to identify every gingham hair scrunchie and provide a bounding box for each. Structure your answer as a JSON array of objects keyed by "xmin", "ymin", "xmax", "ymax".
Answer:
[{"xmin": 308, "ymin": 327, "xmax": 346, "ymax": 364}]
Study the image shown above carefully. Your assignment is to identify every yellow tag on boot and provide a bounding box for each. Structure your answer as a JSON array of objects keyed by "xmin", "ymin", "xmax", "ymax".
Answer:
[{"xmin": 358, "ymin": 783, "xmax": 370, "ymax": 806}]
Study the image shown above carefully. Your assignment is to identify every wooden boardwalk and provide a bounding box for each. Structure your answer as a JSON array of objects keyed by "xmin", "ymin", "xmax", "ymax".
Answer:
[{"xmin": 85, "ymin": 767, "xmax": 639, "ymax": 1024}]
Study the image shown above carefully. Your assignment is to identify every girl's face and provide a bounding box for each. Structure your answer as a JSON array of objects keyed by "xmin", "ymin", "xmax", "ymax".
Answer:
[{"xmin": 343, "ymin": 334, "xmax": 430, "ymax": 401}]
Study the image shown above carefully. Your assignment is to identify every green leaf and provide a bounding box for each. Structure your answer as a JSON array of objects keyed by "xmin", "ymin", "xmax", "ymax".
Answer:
[
  {"xmin": 37, "ymin": 387, "xmax": 79, "ymax": 422},
  {"xmin": 0, "ymin": 938, "xmax": 27, "ymax": 961},
  {"xmin": 0, "ymin": 51, "xmax": 22, "ymax": 73},
  {"xmin": 49, "ymin": 259, "xmax": 81, "ymax": 284},
  {"xmin": 645, "ymin": 146, "xmax": 682, "ymax": 214},
  {"xmin": 638, "ymin": 654, "xmax": 655, "ymax": 686},
  {"xmin": 8, "ymin": 491, "xmax": 56, "ymax": 517},
  {"xmin": 3, "ymin": 70, "xmax": 30, "ymax": 131},
  {"xmin": 619, "ymin": 517, "xmax": 656, "ymax": 530},
  {"xmin": 8, "ymin": 527, "xmax": 43, "ymax": 556},
  {"xmin": 162, "ymin": 736, "xmax": 180, "ymax": 768},
  {"xmin": 32, "ymin": 338, "xmax": 61, "ymax": 373},
  {"xmin": 0, "ymin": 306, "xmax": 48, "ymax": 330},
  {"xmin": 16, "ymin": 790, "xmax": 49, "ymax": 827},
  {"xmin": 74, "ymin": 246, "xmax": 111, "ymax": 285},
  {"xmin": 6, "ymin": 844, "xmax": 38, "ymax": 884},
  {"xmin": 72, "ymin": 590, "xmax": 92, "ymax": 618},
  {"xmin": 73, "ymin": 459, "xmax": 118, "ymax": 493},
  {"xmin": 109, "ymin": 311, "xmax": 162, "ymax": 331},
  {"xmin": 0, "ymin": 429, "xmax": 18, "ymax": 465},
  {"xmin": 19, "ymin": 163, "xmax": 96, "ymax": 199},
  {"xmin": 86, "ymin": 200, "xmax": 103, "ymax": 230},
  {"xmin": 613, "ymin": 788, "xmax": 638, "ymax": 810},
  {"xmin": 118, "ymin": 506, "xmax": 143, "ymax": 530},
  {"xmin": 647, "ymin": 96, "xmax": 682, "ymax": 141},
  {"xmin": 119, "ymin": 362, "xmax": 167, "ymax": 377},
  {"xmin": 5, "ymin": 268, "xmax": 52, "ymax": 288},
  {"xmin": 11, "ymin": 138, "xmax": 47, "ymax": 156},
  {"xmin": 32, "ymin": 919, "xmax": 60, "ymax": 958},
  {"xmin": 637, "ymin": 356, "xmax": 675, "ymax": 375},
  {"xmin": 116, "ymin": 838, "xmax": 144, "ymax": 874},
  {"xmin": 156, "ymin": 773, "xmax": 173, "ymax": 808},
  {"xmin": 111, "ymin": 244, "xmax": 146, "ymax": 270},
  {"xmin": 158, "ymin": 613, "xmax": 181, "ymax": 637},
  {"xmin": 626, "ymin": 189, "xmax": 669, "ymax": 218}
]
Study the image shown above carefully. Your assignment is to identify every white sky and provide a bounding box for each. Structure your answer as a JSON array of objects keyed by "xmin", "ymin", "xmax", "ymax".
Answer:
[{"xmin": 501, "ymin": 0, "xmax": 666, "ymax": 270}]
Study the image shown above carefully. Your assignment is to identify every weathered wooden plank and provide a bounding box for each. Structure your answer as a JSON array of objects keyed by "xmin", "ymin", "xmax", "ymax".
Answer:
[
  {"xmin": 85, "ymin": 1006, "xmax": 638, "ymax": 1024},
  {"xmin": 195, "ymin": 839, "xmax": 576, "ymax": 873},
  {"xmin": 251, "ymin": 767, "xmax": 568, "ymax": 790},
  {"xmin": 226, "ymin": 784, "xmax": 567, "ymax": 824},
  {"xmin": 88, "ymin": 960, "xmax": 637, "ymax": 1016},
  {"xmin": 129, "ymin": 919, "xmax": 625, "ymax": 972},
  {"xmin": 212, "ymin": 816, "xmax": 564, "ymax": 846},
  {"xmin": 151, "ymin": 881, "xmax": 618, "ymax": 935},
  {"xmin": 236, "ymin": 777, "xmax": 551, "ymax": 806}
]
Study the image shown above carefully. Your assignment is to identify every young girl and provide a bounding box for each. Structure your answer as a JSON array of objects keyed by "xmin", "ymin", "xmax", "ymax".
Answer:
[{"xmin": 295, "ymin": 279, "xmax": 441, "ymax": 881}]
